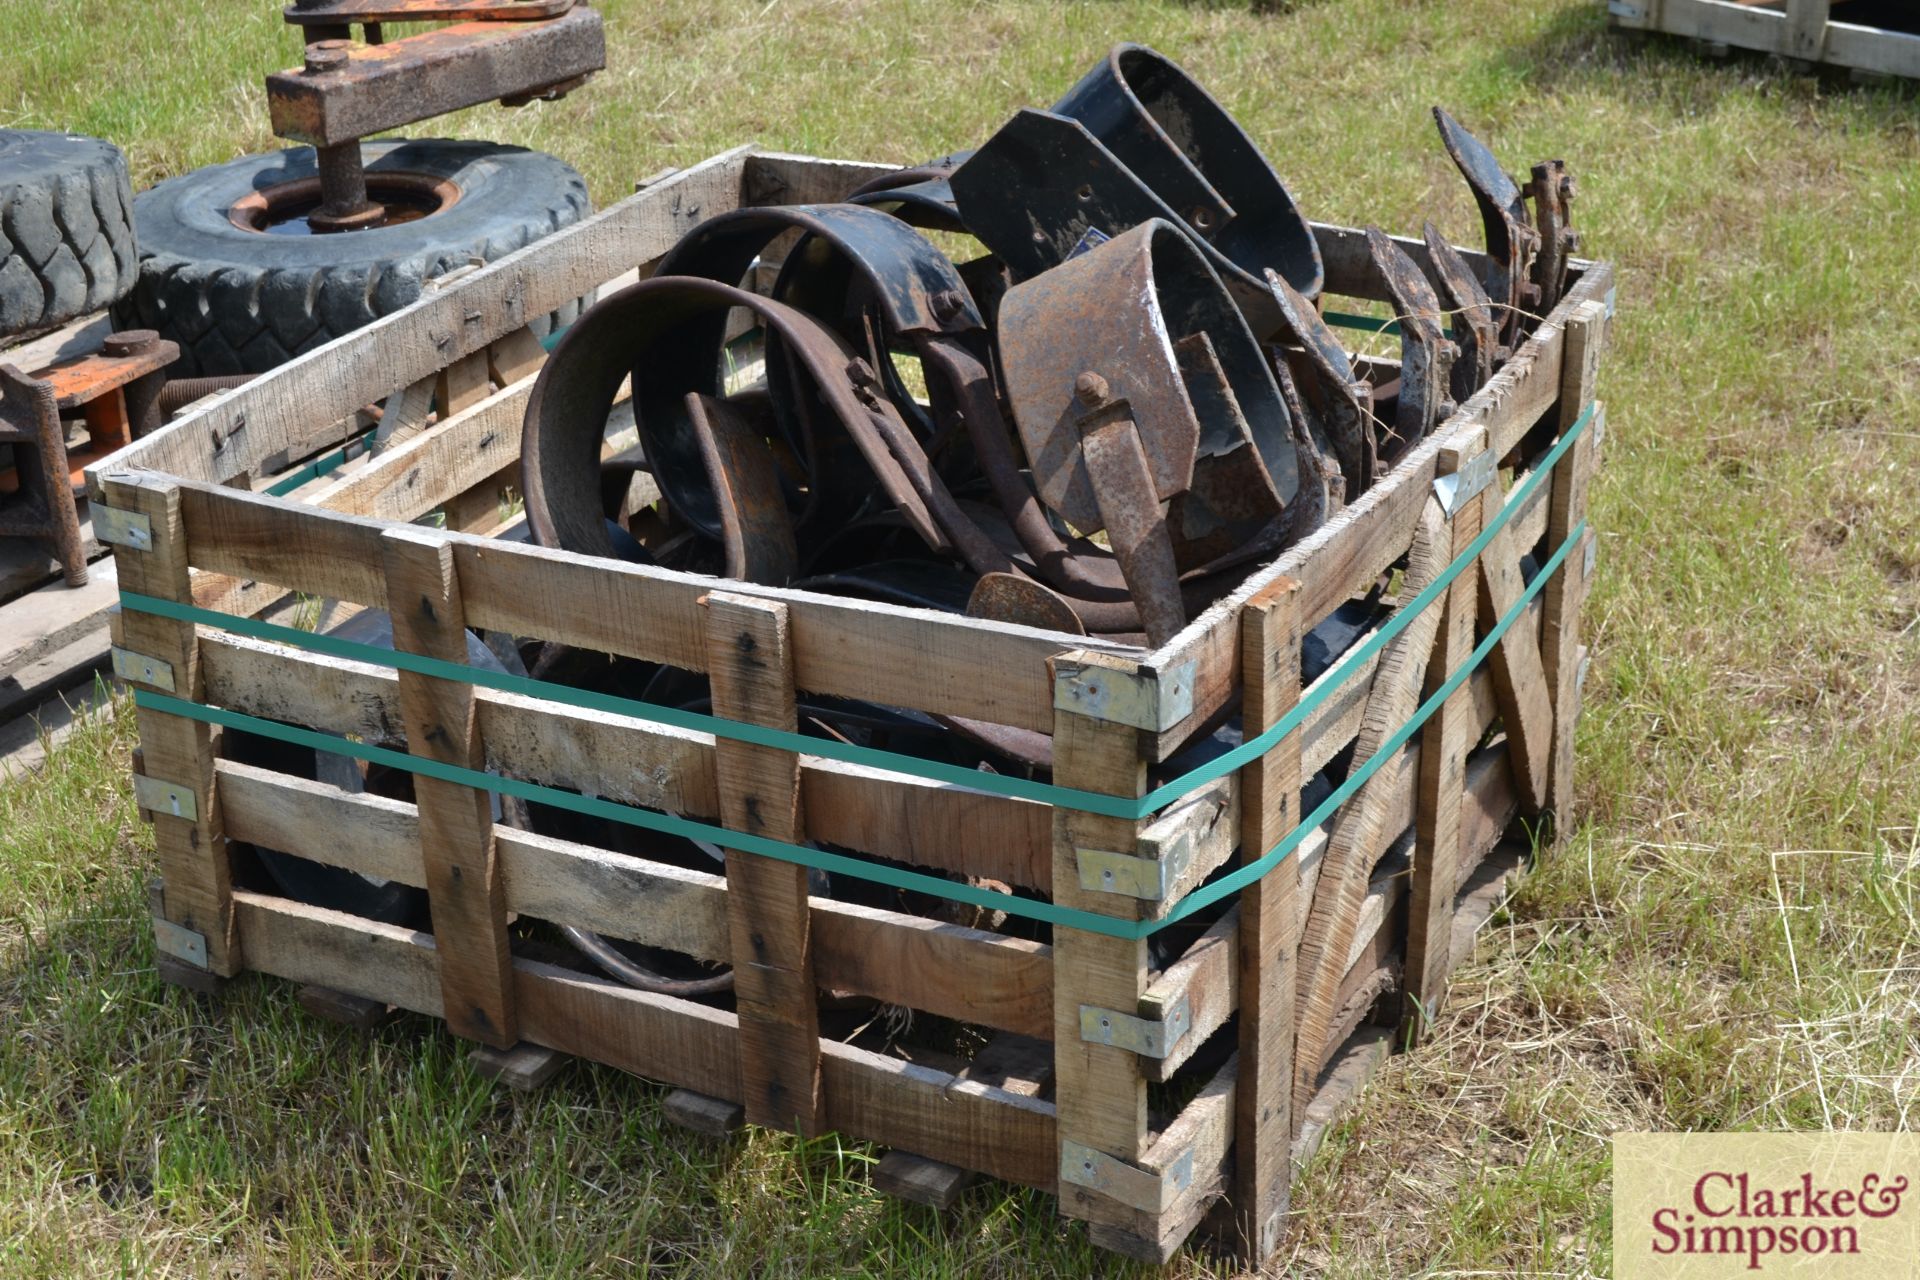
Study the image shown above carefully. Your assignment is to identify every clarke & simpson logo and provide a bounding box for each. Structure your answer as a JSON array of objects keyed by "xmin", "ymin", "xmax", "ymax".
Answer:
[{"xmin": 1615, "ymin": 1134, "xmax": 1920, "ymax": 1278}]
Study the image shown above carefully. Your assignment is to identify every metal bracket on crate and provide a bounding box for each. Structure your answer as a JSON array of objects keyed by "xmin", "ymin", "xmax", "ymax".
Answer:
[
  {"xmin": 152, "ymin": 917, "xmax": 209, "ymax": 968},
  {"xmin": 1059, "ymin": 1140, "xmax": 1196, "ymax": 1213},
  {"xmin": 92, "ymin": 504, "xmax": 153, "ymax": 551},
  {"xmin": 1433, "ymin": 446, "xmax": 1495, "ymax": 518},
  {"xmin": 1079, "ymin": 998, "xmax": 1191, "ymax": 1058},
  {"xmin": 111, "ymin": 647, "xmax": 176, "ymax": 692},
  {"xmin": 1075, "ymin": 841, "xmax": 1191, "ymax": 901},
  {"xmin": 1591, "ymin": 403, "xmax": 1607, "ymax": 452},
  {"xmin": 132, "ymin": 774, "xmax": 199, "ymax": 822},
  {"xmin": 1053, "ymin": 657, "xmax": 1196, "ymax": 732},
  {"xmin": 1584, "ymin": 531, "xmax": 1599, "ymax": 580}
]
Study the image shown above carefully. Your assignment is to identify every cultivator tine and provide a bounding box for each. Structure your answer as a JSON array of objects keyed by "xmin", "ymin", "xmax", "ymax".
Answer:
[
  {"xmin": 1264, "ymin": 266, "xmax": 1376, "ymax": 497},
  {"xmin": 1524, "ymin": 159, "xmax": 1579, "ymax": 319},
  {"xmin": 1366, "ymin": 228, "xmax": 1458, "ymax": 467},
  {"xmin": 1433, "ymin": 106, "xmax": 1541, "ymax": 345},
  {"xmin": 687, "ymin": 391, "xmax": 798, "ymax": 586},
  {"xmin": 1421, "ymin": 220, "xmax": 1504, "ymax": 403}
]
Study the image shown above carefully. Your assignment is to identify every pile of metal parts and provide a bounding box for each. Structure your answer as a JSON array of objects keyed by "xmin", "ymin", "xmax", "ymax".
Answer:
[
  {"xmin": 522, "ymin": 45, "xmax": 1577, "ymax": 651},
  {"xmin": 495, "ymin": 44, "xmax": 1580, "ymax": 994}
]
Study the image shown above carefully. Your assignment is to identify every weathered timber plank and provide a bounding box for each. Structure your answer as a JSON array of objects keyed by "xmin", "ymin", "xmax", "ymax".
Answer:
[
  {"xmin": 1050, "ymin": 651, "xmax": 1155, "ymax": 1233},
  {"xmin": 470, "ymin": 1041, "xmax": 566, "ymax": 1091},
  {"xmin": 707, "ymin": 592, "xmax": 821, "ymax": 1136},
  {"xmin": 383, "ymin": 526, "xmax": 516, "ymax": 1047},
  {"xmin": 662, "ymin": 1090, "xmax": 744, "ymax": 1137},
  {"xmin": 810, "ymin": 900, "xmax": 1051, "ymax": 1037},
  {"xmin": 1403, "ymin": 435, "xmax": 1485, "ymax": 1042},
  {"xmin": 1291, "ymin": 500, "xmax": 1448, "ymax": 1116},
  {"xmin": 873, "ymin": 1152, "xmax": 977, "ymax": 1210},
  {"xmin": 103, "ymin": 475, "xmax": 238, "ymax": 975},
  {"xmin": 820, "ymin": 1041, "xmax": 1057, "ymax": 1191},
  {"xmin": 1233, "ymin": 577, "xmax": 1303, "ymax": 1261}
]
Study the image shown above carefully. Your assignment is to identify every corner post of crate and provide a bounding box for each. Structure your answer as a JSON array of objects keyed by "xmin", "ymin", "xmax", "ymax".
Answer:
[
  {"xmin": 1233, "ymin": 576, "xmax": 1305, "ymax": 1262},
  {"xmin": 100, "ymin": 471, "xmax": 239, "ymax": 982},
  {"xmin": 1542, "ymin": 299, "xmax": 1607, "ymax": 831},
  {"xmin": 703, "ymin": 590, "xmax": 821, "ymax": 1137},
  {"xmin": 1403, "ymin": 430, "xmax": 1488, "ymax": 1043},
  {"xmin": 1047, "ymin": 648, "xmax": 1158, "ymax": 1243},
  {"xmin": 380, "ymin": 525, "xmax": 517, "ymax": 1049}
]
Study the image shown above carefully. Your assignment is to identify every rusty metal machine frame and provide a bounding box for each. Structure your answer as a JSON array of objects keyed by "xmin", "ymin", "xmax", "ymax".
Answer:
[
  {"xmin": 0, "ymin": 330, "xmax": 176, "ymax": 586},
  {"xmin": 267, "ymin": 0, "xmax": 605, "ymax": 230}
]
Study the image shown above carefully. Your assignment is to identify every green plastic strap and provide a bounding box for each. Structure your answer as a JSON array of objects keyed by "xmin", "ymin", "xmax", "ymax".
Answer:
[
  {"xmin": 130, "ymin": 687, "xmax": 1139, "ymax": 938},
  {"xmin": 1323, "ymin": 311, "xmax": 1402, "ymax": 337},
  {"xmin": 127, "ymin": 516, "xmax": 1586, "ymax": 941},
  {"xmin": 115, "ymin": 590, "xmax": 1143, "ymax": 820},
  {"xmin": 1149, "ymin": 515, "xmax": 1586, "ymax": 931},
  {"xmin": 264, "ymin": 426, "xmax": 379, "ymax": 498},
  {"xmin": 121, "ymin": 404, "xmax": 1594, "ymax": 824}
]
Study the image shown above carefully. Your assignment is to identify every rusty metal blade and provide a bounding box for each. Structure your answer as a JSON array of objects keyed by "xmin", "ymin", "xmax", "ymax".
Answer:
[
  {"xmin": 1420, "ymin": 220, "xmax": 1500, "ymax": 402},
  {"xmin": 687, "ymin": 392, "xmax": 797, "ymax": 585}
]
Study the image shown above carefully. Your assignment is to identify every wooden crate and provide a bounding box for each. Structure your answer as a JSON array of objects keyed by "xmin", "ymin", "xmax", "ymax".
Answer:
[
  {"xmin": 1608, "ymin": 0, "xmax": 1920, "ymax": 80},
  {"xmin": 86, "ymin": 146, "xmax": 1613, "ymax": 1267}
]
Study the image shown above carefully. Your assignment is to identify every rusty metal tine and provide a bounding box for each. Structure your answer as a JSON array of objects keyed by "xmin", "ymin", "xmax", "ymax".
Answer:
[
  {"xmin": 1076, "ymin": 375, "xmax": 1187, "ymax": 647},
  {"xmin": 687, "ymin": 392, "xmax": 798, "ymax": 586}
]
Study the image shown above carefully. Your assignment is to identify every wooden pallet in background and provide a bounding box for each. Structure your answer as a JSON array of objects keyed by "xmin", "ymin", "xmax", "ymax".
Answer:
[
  {"xmin": 1608, "ymin": 0, "xmax": 1920, "ymax": 80},
  {"xmin": 85, "ymin": 147, "xmax": 1612, "ymax": 1269}
]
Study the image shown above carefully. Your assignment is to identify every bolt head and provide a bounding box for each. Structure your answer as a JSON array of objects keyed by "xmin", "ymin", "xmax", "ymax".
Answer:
[
  {"xmin": 102, "ymin": 329, "xmax": 159, "ymax": 357},
  {"xmin": 1074, "ymin": 371, "xmax": 1110, "ymax": 405},
  {"xmin": 305, "ymin": 40, "xmax": 352, "ymax": 74}
]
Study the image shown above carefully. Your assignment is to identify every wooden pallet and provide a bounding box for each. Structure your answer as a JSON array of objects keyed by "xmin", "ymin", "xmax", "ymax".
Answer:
[
  {"xmin": 86, "ymin": 147, "xmax": 1612, "ymax": 1268},
  {"xmin": 1608, "ymin": 0, "xmax": 1920, "ymax": 80}
]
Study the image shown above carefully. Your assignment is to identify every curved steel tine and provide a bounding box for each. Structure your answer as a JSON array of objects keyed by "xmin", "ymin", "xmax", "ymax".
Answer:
[
  {"xmin": 687, "ymin": 391, "xmax": 798, "ymax": 585},
  {"xmin": 1433, "ymin": 106, "xmax": 1541, "ymax": 344},
  {"xmin": 1365, "ymin": 228, "xmax": 1458, "ymax": 466},
  {"xmin": 1421, "ymin": 220, "xmax": 1501, "ymax": 402},
  {"xmin": 1264, "ymin": 266, "xmax": 1376, "ymax": 494}
]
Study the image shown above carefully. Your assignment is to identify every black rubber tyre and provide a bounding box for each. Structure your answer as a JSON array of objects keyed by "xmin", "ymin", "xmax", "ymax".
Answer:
[
  {"xmin": 0, "ymin": 130, "xmax": 139, "ymax": 338},
  {"xmin": 116, "ymin": 138, "xmax": 591, "ymax": 377}
]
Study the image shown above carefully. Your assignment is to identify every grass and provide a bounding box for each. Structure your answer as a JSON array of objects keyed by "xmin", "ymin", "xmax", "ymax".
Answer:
[{"xmin": 3, "ymin": 0, "xmax": 1919, "ymax": 1274}]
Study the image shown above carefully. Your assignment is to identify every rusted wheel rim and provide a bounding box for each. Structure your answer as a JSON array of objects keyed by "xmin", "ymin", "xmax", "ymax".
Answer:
[{"xmin": 228, "ymin": 171, "xmax": 462, "ymax": 235}]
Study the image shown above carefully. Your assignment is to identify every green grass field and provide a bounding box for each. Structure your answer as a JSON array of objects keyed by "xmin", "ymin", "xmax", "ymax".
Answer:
[{"xmin": 2, "ymin": 0, "xmax": 1917, "ymax": 1274}]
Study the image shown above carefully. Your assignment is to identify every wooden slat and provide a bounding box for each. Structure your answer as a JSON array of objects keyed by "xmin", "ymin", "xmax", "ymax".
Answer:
[
  {"xmin": 873, "ymin": 1153, "xmax": 976, "ymax": 1209},
  {"xmin": 382, "ymin": 526, "xmax": 516, "ymax": 1047},
  {"xmin": 1232, "ymin": 577, "xmax": 1303, "ymax": 1262},
  {"xmin": 485, "ymin": 326, "xmax": 547, "ymax": 386},
  {"xmin": 819, "ymin": 1041, "xmax": 1057, "ymax": 1191},
  {"xmin": 1291, "ymin": 499, "xmax": 1448, "ymax": 1116},
  {"xmin": 1475, "ymin": 470, "xmax": 1556, "ymax": 815},
  {"xmin": 1088, "ymin": 1052, "xmax": 1239, "ymax": 1263},
  {"xmin": 102, "ymin": 474, "xmax": 238, "ymax": 975},
  {"xmin": 86, "ymin": 148, "xmax": 755, "ymax": 489},
  {"xmin": 1403, "ymin": 435, "xmax": 1485, "ymax": 1042},
  {"xmin": 706, "ymin": 591, "xmax": 820, "ymax": 1135},
  {"xmin": 1050, "ymin": 650, "xmax": 1154, "ymax": 1232},
  {"xmin": 811, "ymin": 900, "xmax": 1051, "ymax": 1037},
  {"xmin": 1139, "ymin": 738, "xmax": 1523, "ymax": 1095},
  {"xmin": 1543, "ymin": 302, "xmax": 1608, "ymax": 825}
]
